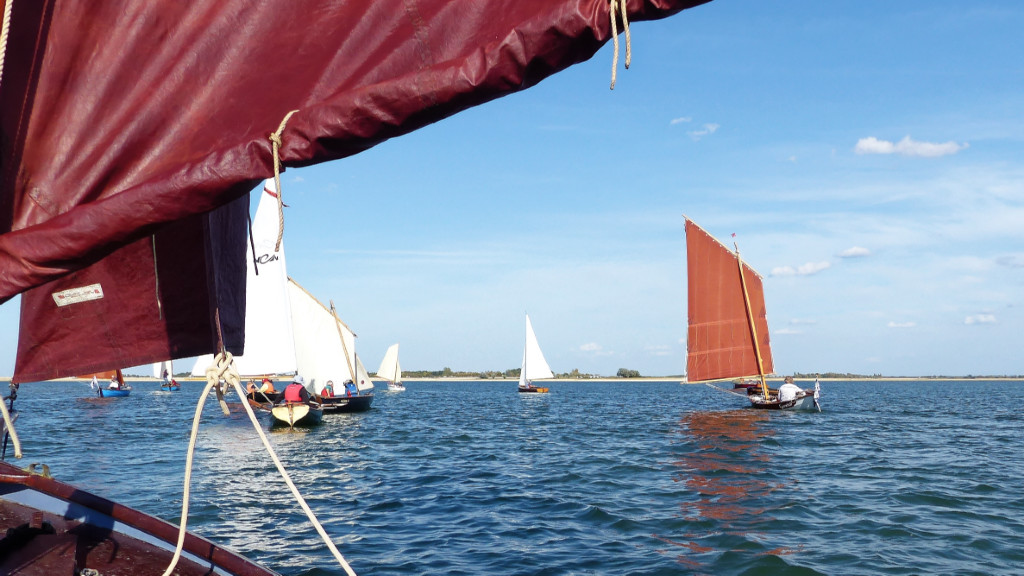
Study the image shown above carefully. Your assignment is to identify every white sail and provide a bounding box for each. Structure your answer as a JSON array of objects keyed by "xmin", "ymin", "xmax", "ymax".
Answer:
[
  {"xmin": 355, "ymin": 355, "xmax": 375, "ymax": 392},
  {"xmin": 153, "ymin": 359, "xmax": 173, "ymax": 380},
  {"xmin": 519, "ymin": 314, "xmax": 553, "ymax": 387},
  {"xmin": 287, "ymin": 279, "xmax": 357, "ymax": 395},
  {"xmin": 376, "ymin": 343, "xmax": 402, "ymax": 384},
  {"xmin": 189, "ymin": 180, "xmax": 298, "ymax": 378}
]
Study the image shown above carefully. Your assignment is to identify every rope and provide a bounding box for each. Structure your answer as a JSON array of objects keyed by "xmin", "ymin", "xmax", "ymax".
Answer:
[
  {"xmin": 269, "ymin": 110, "xmax": 299, "ymax": 253},
  {"xmin": 0, "ymin": 0, "xmax": 13, "ymax": 89},
  {"xmin": 608, "ymin": 0, "xmax": 632, "ymax": 89},
  {"xmin": 162, "ymin": 352, "xmax": 357, "ymax": 576}
]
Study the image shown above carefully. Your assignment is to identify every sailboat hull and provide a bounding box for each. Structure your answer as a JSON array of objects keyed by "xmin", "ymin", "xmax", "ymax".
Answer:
[
  {"xmin": 0, "ymin": 461, "xmax": 279, "ymax": 575},
  {"xmin": 97, "ymin": 388, "xmax": 131, "ymax": 398},
  {"xmin": 748, "ymin": 393, "xmax": 819, "ymax": 411},
  {"xmin": 270, "ymin": 402, "xmax": 324, "ymax": 427},
  {"xmin": 319, "ymin": 394, "xmax": 374, "ymax": 413},
  {"xmin": 517, "ymin": 386, "xmax": 549, "ymax": 393}
]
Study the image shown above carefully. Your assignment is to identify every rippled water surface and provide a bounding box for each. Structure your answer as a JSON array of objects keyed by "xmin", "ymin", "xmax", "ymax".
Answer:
[{"xmin": 7, "ymin": 379, "xmax": 1024, "ymax": 575}]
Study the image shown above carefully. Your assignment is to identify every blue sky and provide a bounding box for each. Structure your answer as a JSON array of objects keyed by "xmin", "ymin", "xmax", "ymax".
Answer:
[{"xmin": 3, "ymin": 0, "xmax": 1023, "ymax": 378}]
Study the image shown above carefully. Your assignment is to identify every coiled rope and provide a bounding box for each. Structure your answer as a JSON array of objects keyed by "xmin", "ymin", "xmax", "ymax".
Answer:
[
  {"xmin": 608, "ymin": 0, "xmax": 632, "ymax": 89},
  {"xmin": 161, "ymin": 352, "xmax": 357, "ymax": 576}
]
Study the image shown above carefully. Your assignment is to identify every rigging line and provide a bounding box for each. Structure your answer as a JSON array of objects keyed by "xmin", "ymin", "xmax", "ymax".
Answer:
[
  {"xmin": 0, "ymin": 383, "xmax": 21, "ymax": 459},
  {"xmin": 608, "ymin": 0, "xmax": 632, "ymax": 89},
  {"xmin": 162, "ymin": 352, "xmax": 357, "ymax": 576},
  {"xmin": 0, "ymin": 0, "xmax": 12, "ymax": 88},
  {"xmin": 269, "ymin": 109, "xmax": 299, "ymax": 253},
  {"xmin": 151, "ymin": 235, "xmax": 163, "ymax": 319}
]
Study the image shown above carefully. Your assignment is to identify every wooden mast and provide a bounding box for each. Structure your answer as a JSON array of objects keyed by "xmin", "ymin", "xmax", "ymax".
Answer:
[
  {"xmin": 734, "ymin": 242, "xmax": 770, "ymax": 400},
  {"xmin": 329, "ymin": 300, "xmax": 356, "ymax": 389}
]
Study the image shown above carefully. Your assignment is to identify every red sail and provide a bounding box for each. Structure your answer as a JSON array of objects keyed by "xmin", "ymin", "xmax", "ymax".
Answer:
[
  {"xmin": 685, "ymin": 219, "xmax": 774, "ymax": 383},
  {"xmin": 1, "ymin": 0, "xmax": 710, "ymax": 381}
]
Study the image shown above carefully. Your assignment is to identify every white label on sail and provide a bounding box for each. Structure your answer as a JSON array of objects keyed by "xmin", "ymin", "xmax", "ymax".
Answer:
[{"xmin": 52, "ymin": 284, "xmax": 104, "ymax": 307}]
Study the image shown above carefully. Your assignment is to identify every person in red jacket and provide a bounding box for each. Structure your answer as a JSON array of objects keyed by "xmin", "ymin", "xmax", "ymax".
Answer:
[{"xmin": 283, "ymin": 375, "xmax": 310, "ymax": 403}]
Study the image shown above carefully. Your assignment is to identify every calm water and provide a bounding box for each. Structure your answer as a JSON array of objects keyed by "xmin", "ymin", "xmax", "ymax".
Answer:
[{"xmin": 4, "ymin": 379, "xmax": 1024, "ymax": 575}]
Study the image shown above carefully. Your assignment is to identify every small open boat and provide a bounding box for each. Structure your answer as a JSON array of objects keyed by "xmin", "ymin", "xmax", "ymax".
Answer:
[
  {"xmin": 87, "ymin": 370, "xmax": 132, "ymax": 398},
  {"xmin": 517, "ymin": 314, "xmax": 553, "ymax": 393},
  {"xmin": 270, "ymin": 402, "xmax": 324, "ymax": 427},
  {"xmin": 684, "ymin": 218, "xmax": 820, "ymax": 411},
  {"xmin": 0, "ymin": 460, "xmax": 279, "ymax": 575}
]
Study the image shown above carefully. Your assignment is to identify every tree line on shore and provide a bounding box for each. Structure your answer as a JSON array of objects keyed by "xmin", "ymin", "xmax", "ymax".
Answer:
[{"xmin": 402, "ymin": 367, "xmax": 648, "ymax": 379}]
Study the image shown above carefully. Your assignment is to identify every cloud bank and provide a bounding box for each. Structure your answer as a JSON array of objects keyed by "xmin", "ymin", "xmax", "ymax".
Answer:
[{"xmin": 964, "ymin": 314, "xmax": 996, "ymax": 325}]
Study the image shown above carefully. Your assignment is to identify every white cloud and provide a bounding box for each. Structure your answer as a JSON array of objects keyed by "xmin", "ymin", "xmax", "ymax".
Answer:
[
  {"xmin": 579, "ymin": 342, "xmax": 602, "ymax": 352},
  {"xmin": 688, "ymin": 123, "xmax": 719, "ymax": 141},
  {"xmin": 670, "ymin": 116, "xmax": 692, "ymax": 125},
  {"xmin": 771, "ymin": 261, "xmax": 831, "ymax": 276},
  {"xmin": 854, "ymin": 135, "xmax": 968, "ymax": 157},
  {"xmin": 964, "ymin": 314, "xmax": 996, "ymax": 325},
  {"xmin": 775, "ymin": 327, "xmax": 802, "ymax": 335},
  {"xmin": 838, "ymin": 246, "xmax": 870, "ymax": 258},
  {"xmin": 789, "ymin": 318, "xmax": 817, "ymax": 325},
  {"xmin": 887, "ymin": 321, "xmax": 916, "ymax": 329}
]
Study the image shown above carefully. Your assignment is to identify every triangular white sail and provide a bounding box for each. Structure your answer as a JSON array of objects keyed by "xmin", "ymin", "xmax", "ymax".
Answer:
[
  {"xmin": 355, "ymin": 355, "xmax": 375, "ymax": 392},
  {"xmin": 153, "ymin": 359, "xmax": 173, "ymax": 380},
  {"xmin": 190, "ymin": 179, "xmax": 298, "ymax": 378},
  {"xmin": 519, "ymin": 314, "xmax": 553, "ymax": 387},
  {"xmin": 376, "ymin": 343, "xmax": 402, "ymax": 385},
  {"xmin": 287, "ymin": 278, "xmax": 357, "ymax": 395}
]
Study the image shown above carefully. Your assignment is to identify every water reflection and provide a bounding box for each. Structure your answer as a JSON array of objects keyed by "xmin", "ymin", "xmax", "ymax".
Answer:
[{"xmin": 661, "ymin": 409, "xmax": 797, "ymax": 571}]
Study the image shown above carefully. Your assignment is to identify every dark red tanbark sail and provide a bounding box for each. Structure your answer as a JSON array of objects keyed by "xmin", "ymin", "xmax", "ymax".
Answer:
[
  {"xmin": 685, "ymin": 219, "xmax": 774, "ymax": 383},
  {"xmin": 0, "ymin": 0, "xmax": 710, "ymax": 381}
]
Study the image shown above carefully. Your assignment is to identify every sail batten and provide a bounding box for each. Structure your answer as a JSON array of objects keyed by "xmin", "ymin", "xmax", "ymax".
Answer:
[{"xmin": 685, "ymin": 219, "xmax": 774, "ymax": 383}]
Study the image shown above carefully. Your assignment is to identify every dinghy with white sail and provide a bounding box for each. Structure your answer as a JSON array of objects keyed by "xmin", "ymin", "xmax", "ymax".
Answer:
[
  {"xmin": 376, "ymin": 344, "xmax": 405, "ymax": 391},
  {"xmin": 518, "ymin": 314, "xmax": 553, "ymax": 393}
]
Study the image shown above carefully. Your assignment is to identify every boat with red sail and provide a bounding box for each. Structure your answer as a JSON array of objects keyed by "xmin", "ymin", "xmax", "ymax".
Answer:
[{"xmin": 684, "ymin": 218, "xmax": 820, "ymax": 410}]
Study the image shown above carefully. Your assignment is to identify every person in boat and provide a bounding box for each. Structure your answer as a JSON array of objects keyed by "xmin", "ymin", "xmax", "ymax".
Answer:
[
  {"xmin": 246, "ymin": 380, "xmax": 258, "ymax": 394},
  {"xmin": 108, "ymin": 376, "xmax": 120, "ymax": 390},
  {"xmin": 261, "ymin": 378, "xmax": 277, "ymax": 394},
  {"xmin": 343, "ymin": 379, "xmax": 357, "ymax": 397},
  {"xmin": 283, "ymin": 375, "xmax": 311, "ymax": 404},
  {"xmin": 778, "ymin": 376, "xmax": 802, "ymax": 403},
  {"xmin": 322, "ymin": 380, "xmax": 334, "ymax": 398}
]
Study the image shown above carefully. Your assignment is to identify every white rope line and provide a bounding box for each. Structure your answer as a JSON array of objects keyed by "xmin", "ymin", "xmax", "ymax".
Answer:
[
  {"xmin": 161, "ymin": 352, "xmax": 357, "ymax": 576},
  {"xmin": 608, "ymin": 0, "xmax": 632, "ymax": 89},
  {"xmin": 0, "ymin": 0, "xmax": 13, "ymax": 89},
  {"xmin": 0, "ymin": 395, "xmax": 21, "ymax": 458},
  {"xmin": 269, "ymin": 110, "xmax": 299, "ymax": 253}
]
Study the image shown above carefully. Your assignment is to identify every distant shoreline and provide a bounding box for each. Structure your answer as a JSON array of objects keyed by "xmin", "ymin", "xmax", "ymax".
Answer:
[{"xmin": 3, "ymin": 376, "xmax": 1023, "ymax": 383}]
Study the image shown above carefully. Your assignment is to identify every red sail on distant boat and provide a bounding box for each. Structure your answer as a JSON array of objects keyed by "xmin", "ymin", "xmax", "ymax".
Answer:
[
  {"xmin": 685, "ymin": 218, "xmax": 774, "ymax": 383},
  {"xmin": 0, "ymin": 0, "xmax": 711, "ymax": 382}
]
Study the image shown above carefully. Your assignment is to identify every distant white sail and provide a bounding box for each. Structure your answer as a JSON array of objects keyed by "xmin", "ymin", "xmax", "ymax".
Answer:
[
  {"xmin": 287, "ymin": 279, "xmax": 357, "ymax": 395},
  {"xmin": 376, "ymin": 343, "xmax": 402, "ymax": 385},
  {"xmin": 520, "ymin": 314, "xmax": 553, "ymax": 387},
  {"xmin": 153, "ymin": 359, "xmax": 173, "ymax": 380}
]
